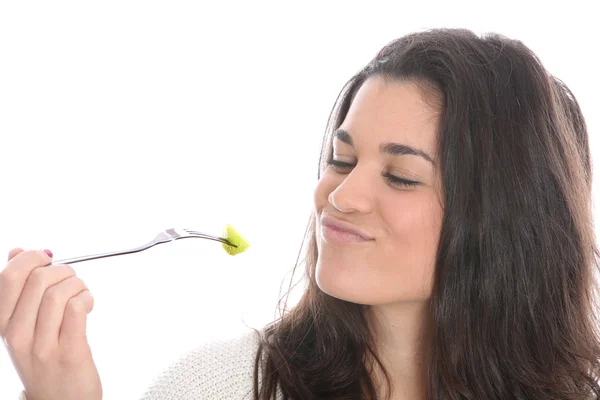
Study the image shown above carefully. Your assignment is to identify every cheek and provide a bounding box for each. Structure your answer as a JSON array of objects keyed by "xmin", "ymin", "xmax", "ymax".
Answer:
[
  {"xmin": 382, "ymin": 195, "xmax": 443, "ymax": 286},
  {"xmin": 384, "ymin": 192, "xmax": 442, "ymax": 237}
]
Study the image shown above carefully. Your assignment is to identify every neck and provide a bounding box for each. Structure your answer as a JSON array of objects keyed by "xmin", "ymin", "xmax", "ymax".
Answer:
[{"xmin": 367, "ymin": 301, "xmax": 431, "ymax": 400}]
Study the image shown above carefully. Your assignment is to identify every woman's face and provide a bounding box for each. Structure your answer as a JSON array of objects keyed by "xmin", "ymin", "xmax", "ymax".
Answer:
[{"xmin": 314, "ymin": 76, "xmax": 443, "ymax": 306}]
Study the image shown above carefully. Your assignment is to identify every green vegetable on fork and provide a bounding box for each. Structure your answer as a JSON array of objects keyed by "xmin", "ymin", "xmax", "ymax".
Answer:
[{"xmin": 221, "ymin": 224, "xmax": 250, "ymax": 256}]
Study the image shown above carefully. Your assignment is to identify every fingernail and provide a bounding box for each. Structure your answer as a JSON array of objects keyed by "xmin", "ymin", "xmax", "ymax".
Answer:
[{"xmin": 43, "ymin": 249, "xmax": 53, "ymax": 258}]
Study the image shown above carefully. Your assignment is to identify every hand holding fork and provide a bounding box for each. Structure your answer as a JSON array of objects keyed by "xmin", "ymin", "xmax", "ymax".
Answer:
[{"xmin": 0, "ymin": 227, "xmax": 240, "ymax": 400}]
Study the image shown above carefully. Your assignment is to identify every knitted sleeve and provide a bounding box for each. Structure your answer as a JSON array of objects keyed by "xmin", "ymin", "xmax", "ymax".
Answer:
[{"xmin": 139, "ymin": 330, "xmax": 261, "ymax": 400}]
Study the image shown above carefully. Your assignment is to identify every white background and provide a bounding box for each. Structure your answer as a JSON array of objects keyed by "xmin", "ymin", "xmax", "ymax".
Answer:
[{"xmin": 0, "ymin": 1, "xmax": 598, "ymax": 399}]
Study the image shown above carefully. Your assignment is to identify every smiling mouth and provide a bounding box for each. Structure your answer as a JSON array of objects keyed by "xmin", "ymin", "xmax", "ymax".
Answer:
[
  {"xmin": 320, "ymin": 222, "xmax": 374, "ymax": 244},
  {"xmin": 320, "ymin": 215, "xmax": 374, "ymax": 241}
]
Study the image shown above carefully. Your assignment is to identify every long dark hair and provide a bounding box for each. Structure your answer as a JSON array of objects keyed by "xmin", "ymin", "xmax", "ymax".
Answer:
[{"xmin": 253, "ymin": 28, "xmax": 600, "ymax": 399}]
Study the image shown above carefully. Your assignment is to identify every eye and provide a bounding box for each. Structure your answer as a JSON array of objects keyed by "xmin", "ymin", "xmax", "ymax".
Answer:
[
  {"xmin": 326, "ymin": 158, "xmax": 421, "ymax": 188},
  {"xmin": 326, "ymin": 159, "xmax": 354, "ymax": 170},
  {"xmin": 383, "ymin": 174, "xmax": 421, "ymax": 188}
]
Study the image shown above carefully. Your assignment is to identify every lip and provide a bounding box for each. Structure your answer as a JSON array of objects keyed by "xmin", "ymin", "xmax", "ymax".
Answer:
[{"xmin": 320, "ymin": 216, "xmax": 375, "ymax": 241}]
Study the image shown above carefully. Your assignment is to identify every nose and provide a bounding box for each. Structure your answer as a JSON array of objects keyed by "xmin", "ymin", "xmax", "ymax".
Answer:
[{"xmin": 328, "ymin": 169, "xmax": 374, "ymax": 213}]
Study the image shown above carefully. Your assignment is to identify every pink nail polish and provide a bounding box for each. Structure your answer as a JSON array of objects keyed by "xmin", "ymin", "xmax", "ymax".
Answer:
[{"xmin": 43, "ymin": 249, "xmax": 53, "ymax": 258}]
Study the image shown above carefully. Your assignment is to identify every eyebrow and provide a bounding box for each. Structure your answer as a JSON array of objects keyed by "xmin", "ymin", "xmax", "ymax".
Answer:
[{"xmin": 333, "ymin": 129, "xmax": 435, "ymax": 165}]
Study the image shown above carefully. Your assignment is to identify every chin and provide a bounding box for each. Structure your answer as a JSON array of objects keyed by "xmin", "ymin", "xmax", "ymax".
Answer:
[
  {"xmin": 315, "ymin": 258, "xmax": 384, "ymax": 305},
  {"xmin": 315, "ymin": 257, "xmax": 432, "ymax": 306}
]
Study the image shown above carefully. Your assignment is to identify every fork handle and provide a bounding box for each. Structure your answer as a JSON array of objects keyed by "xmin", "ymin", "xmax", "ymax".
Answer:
[{"xmin": 51, "ymin": 242, "xmax": 157, "ymax": 265}]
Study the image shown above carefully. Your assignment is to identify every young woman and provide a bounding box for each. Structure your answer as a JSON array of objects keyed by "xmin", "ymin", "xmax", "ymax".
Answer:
[{"xmin": 3, "ymin": 28, "xmax": 599, "ymax": 400}]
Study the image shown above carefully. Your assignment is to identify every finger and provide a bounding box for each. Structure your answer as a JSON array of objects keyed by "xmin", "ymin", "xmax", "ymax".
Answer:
[
  {"xmin": 4, "ymin": 265, "xmax": 76, "ymax": 350},
  {"xmin": 8, "ymin": 248, "xmax": 25, "ymax": 261},
  {"xmin": 0, "ymin": 250, "xmax": 52, "ymax": 335},
  {"xmin": 59, "ymin": 290, "xmax": 94, "ymax": 357},
  {"xmin": 33, "ymin": 276, "xmax": 88, "ymax": 352}
]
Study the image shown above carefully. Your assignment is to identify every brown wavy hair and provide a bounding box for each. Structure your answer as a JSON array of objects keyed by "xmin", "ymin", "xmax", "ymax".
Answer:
[{"xmin": 252, "ymin": 28, "xmax": 600, "ymax": 399}]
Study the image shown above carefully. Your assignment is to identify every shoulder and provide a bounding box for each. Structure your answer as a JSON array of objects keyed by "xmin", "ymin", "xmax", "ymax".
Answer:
[{"xmin": 140, "ymin": 330, "xmax": 261, "ymax": 400}]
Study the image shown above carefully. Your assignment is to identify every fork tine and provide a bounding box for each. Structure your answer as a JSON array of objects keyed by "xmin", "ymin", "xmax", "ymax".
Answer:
[
  {"xmin": 183, "ymin": 229, "xmax": 210, "ymax": 237},
  {"xmin": 183, "ymin": 229, "xmax": 217, "ymax": 237},
  {"xmin": 183, "ymin": 229, "xmax": 203, "ymax": 235},
  {"xmin": 182, "ymin": 229, "xmax": 238, "ymax": 247}
]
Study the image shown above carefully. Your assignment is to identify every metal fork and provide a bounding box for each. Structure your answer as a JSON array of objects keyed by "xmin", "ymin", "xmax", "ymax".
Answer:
[{"xmin": 51, "ymin": 228, "xmax": 238, "ymax": 265}]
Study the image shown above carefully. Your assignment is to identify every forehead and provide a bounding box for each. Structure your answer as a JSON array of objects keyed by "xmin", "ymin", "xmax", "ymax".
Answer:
[{"xmin": 338, "ymin": 76, "xmax": 440, "ymax": 156}]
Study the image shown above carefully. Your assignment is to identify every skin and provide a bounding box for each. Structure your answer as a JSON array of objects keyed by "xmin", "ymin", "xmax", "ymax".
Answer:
[
  {"xmin": 314, "ymin": 76, "xmax": 444, "ymax": 399},
  {"xmin": 0, "ymin": 249, "xmax": 101, "ymax": 400}
]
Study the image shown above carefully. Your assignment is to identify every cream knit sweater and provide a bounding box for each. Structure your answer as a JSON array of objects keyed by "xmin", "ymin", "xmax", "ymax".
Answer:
[{"xmin": 20, "ymin": 330, "xmax": 283, "ymax": 400}]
